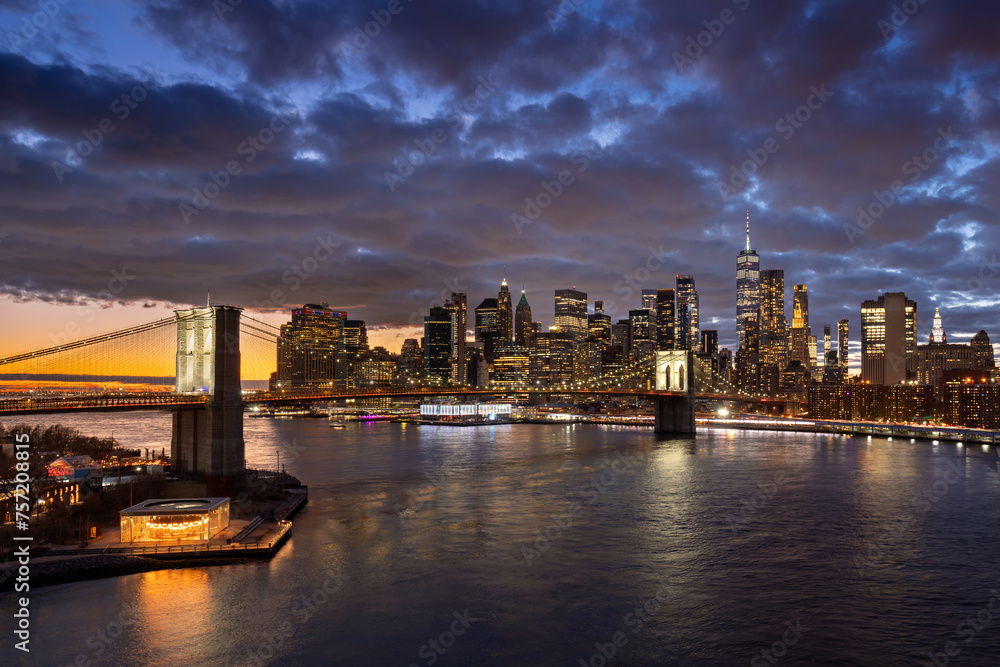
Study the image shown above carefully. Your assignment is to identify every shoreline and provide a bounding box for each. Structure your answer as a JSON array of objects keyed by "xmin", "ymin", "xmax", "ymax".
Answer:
[
  {"xmin": 697, "ymin": 419, "xmax": 999, "ymax": 444},
  {"xmin": 0, "ymin": 553, "xmax": 264, "ymax": 591},
  {"xmin": 1, "ymin": 489, "xmax": 308, "ymax": 591}
]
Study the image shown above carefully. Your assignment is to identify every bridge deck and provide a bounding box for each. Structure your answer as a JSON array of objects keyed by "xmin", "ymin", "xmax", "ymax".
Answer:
[{"xmin": 0, "ymin": 387, "xmax": 787, "ymax": 415}]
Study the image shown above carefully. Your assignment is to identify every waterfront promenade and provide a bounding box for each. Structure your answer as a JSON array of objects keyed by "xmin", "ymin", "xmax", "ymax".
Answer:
[{"xmin": 700, "ymin": 416, "xmax": 1000, "ymax": 445}]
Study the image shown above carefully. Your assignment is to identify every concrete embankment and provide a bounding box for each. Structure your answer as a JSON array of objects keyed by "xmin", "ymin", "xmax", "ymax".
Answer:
[
  {"xmin": 0, "ymin": 553, "xmax": 260, "ymax": 591},
  {"xmin": 1, "ymin": 488, "xmax": 309, "ymax": 590}
]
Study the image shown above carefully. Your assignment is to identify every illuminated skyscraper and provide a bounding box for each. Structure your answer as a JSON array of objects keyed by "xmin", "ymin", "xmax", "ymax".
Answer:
[
  {"xmin": 444, "ymin": 293, "xmax": 466, "ymax": 384},
  {"xmin": 497, "ymin": 276, "xmax": 513, "ymax": 342},
  {"xmin": 397, "ymin": 339, "xmax": 423, "ymax": 384},
  {"xmin": 339, "ymin": 320, "xmax": 366, "ymax": 351},
  {"xmin": 475, "ymin": 298, "xmax": 501, "ymax": 363},
  {"xmin": 655, "ymin": 289, "xmax": 676, "ymax": 351},
  {"xmin": 676, "ymin": 275, "xmax": 699, "ymax": 350},
  {"xmin": 736, "ymin": 315, "xmax": 761, "ymax": 394},
  {"xmin": 282, "ymin": 304, "xmax": 345, "ymax": 388},
  {"xmin": 930, "ymin": 307, "xmax": 946, "ymax": 343},
  {"xmin": 491, "ymin": 341, "xmax": 529, "ymax": 388},
  {"xmin": 554, "ymin": 289, "xmax": 588, "ymax": 343},
  {"xmin": 701, "ymin": 330, "xmax": 719, "ymax": 355},
  {"xmin": 736, "ymin": 211, "xmax": 760, "ymax": 348},
  {"xmin": 629, "ymin": 309, "xmax": 653, "ymax": 344},
  {"xmin": 914, "ymin": 312, "xmax": 981, "ymax": 386},
  {"xmin": 972, "ymin": 330, "xmax": 996, "ymax": 369},
  {"xmin": 466, "ymin": 342, "xmax": 488, "ymax": 386},
  {"xmin": 424, "ymin": 307, "xmax": 453, "ymax": 384},
  {"xmin": 641, "ymin": 289, "xmax": 658, "ymax": 312},
  {"xmin": 530, "ymin": 328, "xmax": 574, "ymax": 387},
  {"xmin": 336, "ymin": 318, "xmax": 368, "ymax": 388},
  {"xmin": 514, "ymin": 289, "xmax": 533, "ymax": 346},
  {"xmin": 588, "ymin": 300, "xmax": 612, "ymax": 347},
  {"xmin": 612, "ymin": 320, "xmax": 631, "ymax": 354},
  {"xmin": 790, "ymin": 284, "xmax": 811, "ymax": 367},
  {"xmin": 759, "ymin": 269, "xmax": 787, "ymax": 366},
  {"xmin": 861, "ymin": 292, "xmax": 917, "ymax": 384},
  {"xmin": 838, "ymin": 318, "xmax": 849, "ymax": 373}
]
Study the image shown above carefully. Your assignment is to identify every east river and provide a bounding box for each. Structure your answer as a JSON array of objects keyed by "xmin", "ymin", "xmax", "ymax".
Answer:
[{"xmin": 4, "ymin": 413, "xmax": 1000, "ymax": 666}]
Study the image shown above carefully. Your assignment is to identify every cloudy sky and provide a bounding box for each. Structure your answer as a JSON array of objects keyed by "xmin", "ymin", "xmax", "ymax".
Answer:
[{"xmin": 1, "ymin": 0, "xmax": 999, "ymax": 362}]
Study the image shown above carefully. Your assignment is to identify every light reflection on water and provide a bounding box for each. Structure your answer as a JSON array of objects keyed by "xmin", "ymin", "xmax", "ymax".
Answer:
[{"xmin": 5, "ymin": 415, "xmax": 1000, "ymax": 666}]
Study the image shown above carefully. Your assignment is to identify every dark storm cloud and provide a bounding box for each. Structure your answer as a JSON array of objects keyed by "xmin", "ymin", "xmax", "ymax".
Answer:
[
  {"xmin": 1, "ymin": 0, "xmax": 1000, "ymax": 352},
  {"xmin": 141, "ymin": 0, "xmax": 352, "ymax": 84}
]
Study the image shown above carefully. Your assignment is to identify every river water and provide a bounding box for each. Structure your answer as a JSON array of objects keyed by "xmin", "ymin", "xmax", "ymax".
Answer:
[{"xmin": 4, "ymin": 413, "xmax": 1000, "ymax": 666}]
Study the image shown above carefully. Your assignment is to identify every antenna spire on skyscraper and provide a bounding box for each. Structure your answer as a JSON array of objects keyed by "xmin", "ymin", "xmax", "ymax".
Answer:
[{"xmin": 745, "ymin": 210, "xmax": 752, "ymax": 252}]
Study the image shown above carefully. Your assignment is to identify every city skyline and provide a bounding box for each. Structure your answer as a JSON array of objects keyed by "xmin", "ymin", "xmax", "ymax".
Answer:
[
  {"xmin": 4, "ymin": 4, "xmax": 1000, "ymax": 665},
  {"xmin": 2, "ymin": 2, "xmax": 1000, "ymax": 361},
  {"xmin": 4, "ymin": 257, "xmax": 1000, "ymax": 371},
  {"xmin": 260, "ymin": 271, "xmax": 991, "ymax": 378}
]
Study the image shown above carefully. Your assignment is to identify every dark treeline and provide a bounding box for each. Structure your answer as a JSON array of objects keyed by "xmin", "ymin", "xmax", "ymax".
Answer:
[{"xmin": 0, "ymin": 423, "xmax": 118, "ymax": 461}]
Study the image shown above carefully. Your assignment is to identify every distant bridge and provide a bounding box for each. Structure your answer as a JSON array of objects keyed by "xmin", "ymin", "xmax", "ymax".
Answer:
[
  {"xmin": 0, "ymin": 393, "xmax": 207, "ymax": 415},
  {"xmin": 0, "ymin": 307, "xmax": 784, "ymax": 477},
  {"xmin": 0, "ymin": 386, "xmax": 791, "ymax": 416}
]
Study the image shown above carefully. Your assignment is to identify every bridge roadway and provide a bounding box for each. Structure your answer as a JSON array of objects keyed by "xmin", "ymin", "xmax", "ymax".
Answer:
[
  {"xmin": 0, "ymin": 387, "xmax": 779, "ymax": 415},
  {"xmin": 0, "ymin": 393, "xmax": 208, "ymax": 415}
]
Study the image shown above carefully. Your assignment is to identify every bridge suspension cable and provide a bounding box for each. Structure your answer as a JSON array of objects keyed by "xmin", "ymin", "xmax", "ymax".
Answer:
[
  {"xmin": 0, "ymin": 316, "xmax": 180, "ymax": 392},
  {"xmin": 238, "ymin": 316, "xmax": 284, "ymax": 389},
  {"xmin": 240, "ymin": 317, "xmax": 284, "ymax": 345},
  {"xmin": 0, "ymin": 316, "xmax": 178, "ymax": 366}
]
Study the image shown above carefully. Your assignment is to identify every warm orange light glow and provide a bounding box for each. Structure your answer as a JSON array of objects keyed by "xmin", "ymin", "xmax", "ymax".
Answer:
[{"xmin": 147, "ymin": 517, "xmax": 209, "ymax": 532}]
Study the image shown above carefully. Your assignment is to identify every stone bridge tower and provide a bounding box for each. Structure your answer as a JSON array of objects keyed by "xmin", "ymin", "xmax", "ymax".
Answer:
[
  {"xmin": 171, "ymin": 305, "xmax": 245, "ymax": 480},
  {"xmin": 653, "ymin": 350, "xmax": 696, "ymax": 434}
]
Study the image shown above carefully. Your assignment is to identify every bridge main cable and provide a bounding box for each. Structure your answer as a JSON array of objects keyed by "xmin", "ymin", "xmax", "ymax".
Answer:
[{"xmin": 0, "ymin": 313, "xmax": 202, "ymax": 366}]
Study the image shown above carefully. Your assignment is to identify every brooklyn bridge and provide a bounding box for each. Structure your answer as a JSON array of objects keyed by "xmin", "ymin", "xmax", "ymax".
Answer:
[{"xmin": 0, "ymin": 305, "xmax": 790, "ymax": 478}]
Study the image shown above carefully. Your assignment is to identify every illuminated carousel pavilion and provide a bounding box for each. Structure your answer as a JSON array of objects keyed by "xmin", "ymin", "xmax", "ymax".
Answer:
[{"xmin": 119, "ymin": 498, "xmax": 230, "ymax": 543}]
